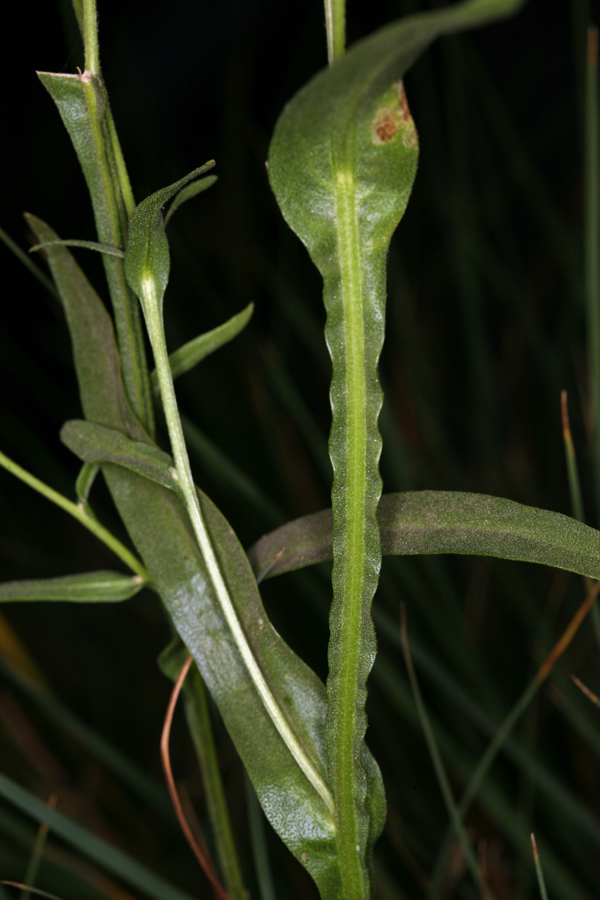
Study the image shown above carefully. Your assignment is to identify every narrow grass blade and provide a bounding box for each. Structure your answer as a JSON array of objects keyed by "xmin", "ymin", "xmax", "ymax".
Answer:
[
  {"xmin": 0, "ymin": 656, "xmax": 173, "ymax": 817},
  {"xmin": 0, "ymin": 227, "xmax": 58, "ymax": 298},
  {"xmin": 245, "ymin": 773, "xmax": 277, "ymax": 900},
  {"xmin": 0, "ymin": 773, "xmax": 197, "ymax": 900},
  {"xmin": 428, "ymin": 580, "xmax": 600, "ymax": 897},
  {"xmin": 571, "ymin": 674, "xmax": 600, "ymax": 708},
  {"xmin": 399, "ymin": 604, "xmax": 481, "ymax": 889},
  {"xmin": 22, "ymin": 795, "xmax": 56, "ymax": 900},
  {"xmin": 159, "ymin": 654, "xmax": 230, "ymax": 900},
  {"xmin": 560, "ymin": 390, "xmax": 600, "ymax": 648},
  {"xmin": 561, "ymin": 391, "xmax": 585, "ymax": 524},
  {"xmin": 160, "ymin": 641, "xmax": 246, "ymax": 900},
  {"xmin": 531, "ymin": 834, "xmax": 550, "ymax": 900}
]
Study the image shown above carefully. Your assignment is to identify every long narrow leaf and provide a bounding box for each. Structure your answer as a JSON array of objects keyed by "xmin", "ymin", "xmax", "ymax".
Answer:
[
  {"xmin": 248, "ymin": 491, "xmax": 600, "ymax": 582},
  {"xmin": 0, "ymin": 571, "xmax": 144, "ymax": 603},
  {"xmin": 268, "ymin": 2, "xmax": 523, "ymax": 894},
  {"xmin": 37, "ymin": 72, "xmax": 153, "ymax": 432}
]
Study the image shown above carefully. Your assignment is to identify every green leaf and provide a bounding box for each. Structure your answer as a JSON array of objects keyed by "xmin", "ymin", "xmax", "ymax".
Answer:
[
  {"xmin": 37, "ymin": 70, "xmax": 154, "ymax": 433},
  {"xmin": 43, "ymin": 222, "xmax": 347, "ymax": 897},
  {"xmin": 248, "ymin": 490, "xmax": 600, "ymax": 581},
  {"xmin": 164, "ymin": 174, "xmax": 218, "ymax": 225},
  {"xmin": 61, "ymin": 420, "xmax": 181, "ymax": 495},
  {"xmin": 0, "ymin": 571, "xmax": 144, "ymax": 603},
  {"xmin": 124, "ymin": 162, "xmax": 215, "ymax": 316},
  {"xmin": 24, "ymin": 214, "xmax": 146, "ymax": 441},
  {"xmin": 268, "ymin": 1, "xmax": 523, "ymax": 894},
  {"xmin": 75, "ymin": 461, "xmax": 99, "ymax": 517},
  {"xmin": 150, "ymin": 302, "xmax": 254, "ymax": 395},
  {"xmin": 30, "ymin": 239, "xmax": 125, "ymax": 258}
]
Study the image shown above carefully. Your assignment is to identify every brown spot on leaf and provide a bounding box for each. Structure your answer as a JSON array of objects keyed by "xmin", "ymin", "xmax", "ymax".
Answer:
[
  {"xmin": 371, "ymin": 108, "xmax": 400, "ymax": 145},
  {"xmin": 395, "ymin": 82, "xmax": 418, "ymax": 148}
]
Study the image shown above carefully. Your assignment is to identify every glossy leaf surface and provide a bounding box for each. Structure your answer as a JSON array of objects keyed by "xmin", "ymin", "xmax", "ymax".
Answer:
[
  {"xmin": 268, "ymin": 1, "xmax": 523, "ymax": 894},
  {"xmin": 27, "ymin": 215, "xmax": 348, "ymax": 898},
  {"xmin": 248, "ymin": 491, "xmax": 600, "ymax": 581},
  {"xmin": 0, "ymin": 571, "xmax": 144, "ymax": 603}
]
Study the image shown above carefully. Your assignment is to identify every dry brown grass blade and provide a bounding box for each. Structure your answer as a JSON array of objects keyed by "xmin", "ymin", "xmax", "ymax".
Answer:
[
  {"xmin": 535, "ymin": 579, "xmax": 600, "ymax": 685},
  {"xmin": 160, "ymin": 653, "xmax": 231, "ymax": 900}
]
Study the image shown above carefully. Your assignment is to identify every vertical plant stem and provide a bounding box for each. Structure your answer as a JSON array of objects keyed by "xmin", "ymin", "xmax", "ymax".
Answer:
[
  {"xmin": 244, "ymin": 773, "xmax": 277, "ymax": 900},
  {"xmin": 183, "ymin": 666, "xmax": 246, "ymax": 900},
  {"xmin": 400, "ymin": 605, "xmax": 482, "ymax": 889},
  {"xmin": 78, "ymin": 0, "xmax": 155, "ymax": 434},
  {"xmin": 82, "ymin": 0, "xmax": 100, "ymax": 74},
  {"xmin": 324, "ymin": 0, "xmax": 346, "ymax": 65},
  {"xmin": 585, "ymin": 26, "xmax": 600, "ymax": 515}
]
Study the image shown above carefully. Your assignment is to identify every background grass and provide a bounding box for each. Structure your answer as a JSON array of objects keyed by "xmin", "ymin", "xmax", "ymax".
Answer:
[{"xmin": 0, "ymin": 0, "xmax": 599, "ymax": 897}]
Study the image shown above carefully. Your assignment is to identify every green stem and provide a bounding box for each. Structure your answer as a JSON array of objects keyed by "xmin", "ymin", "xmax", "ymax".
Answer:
[
  {"xmin": 0, "ymin": 449, "xmax": 148, "ymax": 582},
  {"xmin": 324, "ymin": 0, "xmax": 346, "ymax": 65},
  {"xmin": 139, "ymin": 275, "xmax": 334, "ymax": 814},
  {"xmin": 77, "ymin": 0, "xmax": 154, "ymax": 434},
  {"xmin": 183, "ymin": 666, "xmax": 246, "ymax": 900},
  {"xmin": 326, "ymin": 167, "xmax": 382, "ymax": 899},
  {"xmin": 82, "ymin": 0, "xmax": 100, "ymax": 75}
]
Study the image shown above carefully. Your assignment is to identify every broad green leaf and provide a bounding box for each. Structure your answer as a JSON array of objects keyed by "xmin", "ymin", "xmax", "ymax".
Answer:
[
  {"xmin": 64, "ymin": 423, "xmax": 342, "ymax": 895},
  {"xmin": 0, "ymin": 773, "xmax": 196, "ymax": 900},
  {"xmin": 0, "ymin": 571, "xmax": 144, "ymax": 603},
  {"xmin": 268, "ymin": 1, "xmax": 523, "ymax": 894},
  {"xmin": 164, "ymin": 174, "xmax": 218, "ymax": 225},
  {"xmin": 37, "ymin": 218, "xmax": 348, "ymax": 896},
  {"xmin": 150, "ymin": 303, "xmax": 254, "ymax": 395},
  {"xmin": 248, "ymin": 491, "xmax": 600, "ymax": 581},
  {"xmin": 37, "ymin": 70, "xmax": 154, "ymax": 433}
]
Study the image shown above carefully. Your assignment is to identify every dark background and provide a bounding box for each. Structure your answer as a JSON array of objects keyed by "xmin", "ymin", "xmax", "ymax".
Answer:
[{"xmin": 0, "ymin": 1, "xmax": 599, "ymax": 898}]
